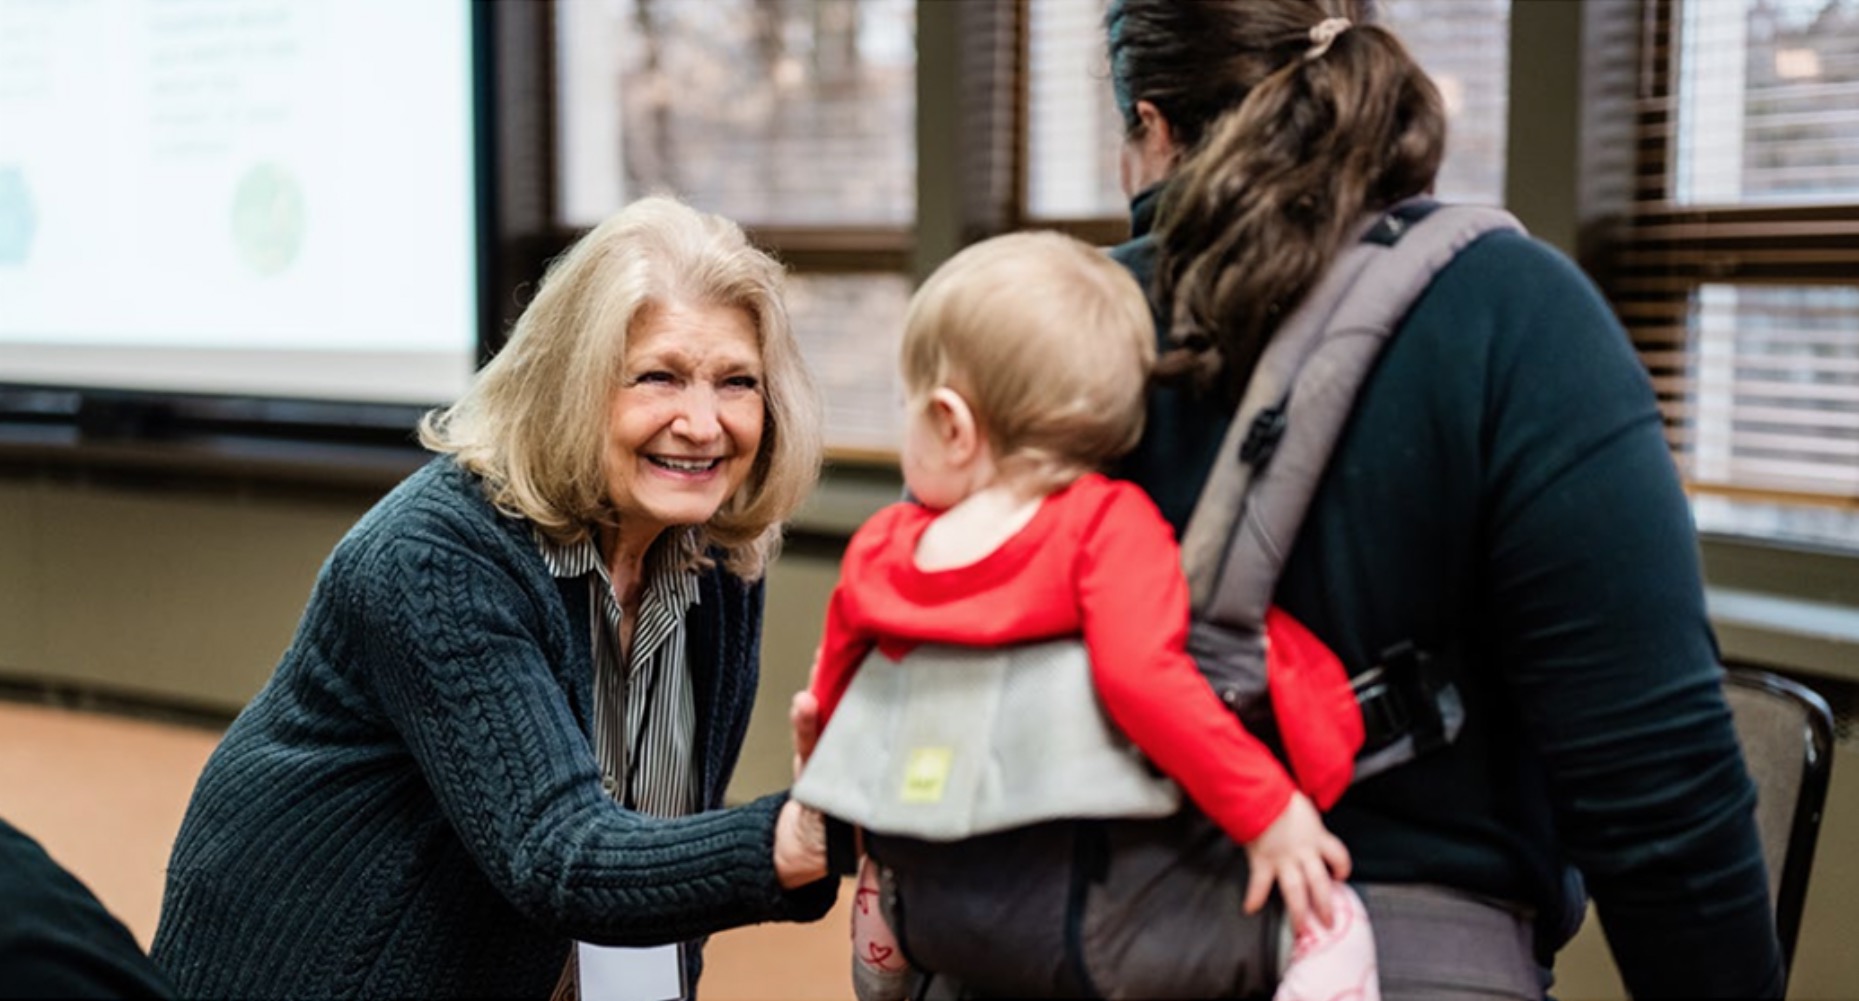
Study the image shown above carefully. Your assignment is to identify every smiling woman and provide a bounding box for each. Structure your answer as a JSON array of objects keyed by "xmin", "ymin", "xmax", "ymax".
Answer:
[
  {"xmin": 421, "ymin": 195, "xmax": 823, "ymax": 583},
  {"xmin": 604, "ymin": 300, "xmax": 767, "ymax": 602},
  {"xmin": 149, "ymin": 196, "xmax": 835, "ymax": 1000}
]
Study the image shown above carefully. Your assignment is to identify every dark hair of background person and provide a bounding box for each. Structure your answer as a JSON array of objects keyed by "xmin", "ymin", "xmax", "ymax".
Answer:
[{"xmin": 1106, "ymin": 0, "xmax": 1445, "ymax": 395}]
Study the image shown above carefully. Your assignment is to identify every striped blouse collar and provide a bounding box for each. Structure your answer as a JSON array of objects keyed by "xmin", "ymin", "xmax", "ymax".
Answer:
[
  {"xmin": 537, "ymin": 527, "xmax": 700, "ymax": 583},
  {"xmin": 535, "ymin": 527, "xmax": 703, "ymax": 623}
]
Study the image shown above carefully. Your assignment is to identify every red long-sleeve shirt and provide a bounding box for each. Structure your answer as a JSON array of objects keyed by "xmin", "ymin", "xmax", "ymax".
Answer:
[{"xmin": 811, "ymin": 473, "xmax": 1340, "ymax": 845}]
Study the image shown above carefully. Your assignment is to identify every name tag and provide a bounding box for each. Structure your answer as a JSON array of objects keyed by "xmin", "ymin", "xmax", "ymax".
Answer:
[
  {"xmin": 576, "ymin": 942, "xmax": 685, "ymax": 1001},
  {"xmin": 900, "ymin": 746, "xmax": 954, "ymax": 802}
]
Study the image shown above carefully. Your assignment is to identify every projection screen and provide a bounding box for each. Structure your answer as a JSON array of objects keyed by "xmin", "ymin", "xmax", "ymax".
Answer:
[{"xmin": 0, "ymin": 0, "xmax": 481, "ymax": 407}]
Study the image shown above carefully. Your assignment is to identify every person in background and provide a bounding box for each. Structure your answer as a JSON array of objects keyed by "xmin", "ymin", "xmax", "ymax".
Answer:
[
  {"xmin": 152, "ymin": 195, "xmax": 837, "ymax": 999},
  {"xmin": 1, "ymin": 815, "xmax": 174, "ymax": 999},
  {"xmin": 803, "ymin": 231, "xmax": 1376, "ymax": 1001},
  {"xmin": 1099, "ymin": 0, "xmax": 1782, "ymax": 997}
]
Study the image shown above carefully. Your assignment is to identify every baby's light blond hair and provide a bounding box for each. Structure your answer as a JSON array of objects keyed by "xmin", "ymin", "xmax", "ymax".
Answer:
[{"xmin": 902, "ymin": 231, "xmax": 1156, "ymax": 492}]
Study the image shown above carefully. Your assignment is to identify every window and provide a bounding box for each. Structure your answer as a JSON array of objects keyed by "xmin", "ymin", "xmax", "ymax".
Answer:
[
  {"xmin": 554, "ymin": 0, "xmax": 915, "ymax": 454},
  {"xmin": 1382, "ymin": 0, "xmax": 1509, "ymax": 206},
  {"xmin": 1674, "ymin": 0, "xmax": 1859, "ymax": 206},
  {"xmin": 546, "ymin": 0, "xmax": 1522, "ymax": 459},
  {"xmin": 1021, "ymin": 0, "xmax": 1512, "ymax": 227},
  {"xmin": 1604, "ymin": 0, "xmax": 1859, "ymax": 541},
  {"xmin": 784, "ymin": 272, "xmax": 912, "ymax": 456},
  {"xmin": 1022, "ymin": 0, "xmax": 1124, "ymax": 222}
]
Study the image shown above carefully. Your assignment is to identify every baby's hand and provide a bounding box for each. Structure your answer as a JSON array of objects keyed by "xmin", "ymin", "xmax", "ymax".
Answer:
[
  {"xmin": 791, "ymin": 647, "xmax": 825, "ymax": 779},
  {"xmin": 789, "ymin": 689, "xmax": 820, "ymax": 778},
  {"xmin": 1242, "ymin": 791, "xmax": 1352, "ymax": 934}
]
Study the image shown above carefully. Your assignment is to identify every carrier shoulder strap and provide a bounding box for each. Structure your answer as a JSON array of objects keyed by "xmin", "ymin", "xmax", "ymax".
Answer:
[{"xmin": 1179, "ymin": 200, "xmax": 1525, "ymax": 630}]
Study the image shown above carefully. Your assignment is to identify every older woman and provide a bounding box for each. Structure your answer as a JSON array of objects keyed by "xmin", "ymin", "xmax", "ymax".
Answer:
[{"xmin": 152, "ymin": 196, "xmax": 835, "ymax": 999}]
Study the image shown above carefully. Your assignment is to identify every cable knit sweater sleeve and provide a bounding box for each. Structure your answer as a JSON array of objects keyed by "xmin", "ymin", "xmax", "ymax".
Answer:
[{"xmin": 348, "ymin": 497, "xmax": 830, "ymax": 945}]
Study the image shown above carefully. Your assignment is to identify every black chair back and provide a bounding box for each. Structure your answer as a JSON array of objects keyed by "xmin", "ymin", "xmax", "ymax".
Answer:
[{"xmin": 1723, "ymin": 665, "xmax": 1836, "ymax": 990}]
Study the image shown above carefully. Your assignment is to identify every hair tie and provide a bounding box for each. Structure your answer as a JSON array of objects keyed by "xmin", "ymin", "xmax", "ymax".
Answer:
[{"xmin": 1305, "ymin": 17, "xmax": 1352, "ymax": 61}]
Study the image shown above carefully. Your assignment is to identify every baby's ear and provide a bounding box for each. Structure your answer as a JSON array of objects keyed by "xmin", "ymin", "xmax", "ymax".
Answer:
[{"xmin": 928, "ymin": 387, "xmax": 982, "ymax": 464}]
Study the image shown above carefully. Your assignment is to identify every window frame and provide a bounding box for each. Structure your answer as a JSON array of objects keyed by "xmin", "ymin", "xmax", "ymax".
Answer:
[
  {"xmin": 1588, "ymin": 0, "xmax": 1859, "ymax": 511},
  {"xmin": 516, "ymin": 0, "xmax": 922, "ymax": 465}
]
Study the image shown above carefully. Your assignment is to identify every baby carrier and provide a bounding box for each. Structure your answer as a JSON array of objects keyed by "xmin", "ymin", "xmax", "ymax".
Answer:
[{"xmin": 794, "ymin": 200, "xmax": 1524, "ymax": 999}]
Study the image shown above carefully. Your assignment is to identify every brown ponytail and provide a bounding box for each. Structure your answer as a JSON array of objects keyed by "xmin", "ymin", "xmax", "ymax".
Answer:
[{"xmin": 1107, "ymin": 0, "xmax": 1446, "ymax": 397}]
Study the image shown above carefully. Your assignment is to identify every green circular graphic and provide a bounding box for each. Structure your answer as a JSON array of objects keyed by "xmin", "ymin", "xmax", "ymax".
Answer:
[{"xmin": 230, "ymin": 162, "xmax": 305, "ymax": 276}]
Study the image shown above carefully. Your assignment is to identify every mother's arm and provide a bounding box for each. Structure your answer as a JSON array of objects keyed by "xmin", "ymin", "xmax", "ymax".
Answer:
[{"xmin": 1476, "ymin": 240, "xmax": 1782, "ymax": 998}]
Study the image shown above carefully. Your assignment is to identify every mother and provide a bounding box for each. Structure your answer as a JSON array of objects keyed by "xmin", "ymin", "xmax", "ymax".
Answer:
[
  {"xmin": 153, "ymin": 196, "xmax": 836, "ymax": 998},
  {"xmin": 1102, "ymin": 0, "xmax": 1781, "ymax": 998}
]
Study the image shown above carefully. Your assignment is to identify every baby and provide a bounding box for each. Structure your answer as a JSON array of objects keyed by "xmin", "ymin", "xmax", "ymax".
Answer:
[{"xmin": 804, "ymin": 231, "xmax": 1377, "ymax": 1001}]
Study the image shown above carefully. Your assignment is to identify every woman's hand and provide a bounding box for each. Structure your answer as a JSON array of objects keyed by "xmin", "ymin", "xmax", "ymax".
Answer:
[
  {"xmin": 773, "ymin": 799, "xmax": 829, "ymax": 889},
  {"xmin": 1242, "ymin": 791, "xmax": 1352, "ymax": 934},
  {"xmin": 776, "ymin": 657, "xmax": 836, "ymax": 888}
]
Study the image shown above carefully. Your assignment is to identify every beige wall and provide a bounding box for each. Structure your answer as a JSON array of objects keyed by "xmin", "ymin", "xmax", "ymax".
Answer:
[{"xmin": 0, "ymin": 474, "xmax": 367, "ymax": 710}]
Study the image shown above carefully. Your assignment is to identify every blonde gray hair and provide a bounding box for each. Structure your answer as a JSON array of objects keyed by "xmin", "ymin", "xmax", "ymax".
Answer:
[
  {"xmin": 421, "ymin": 195, "xmax": 824, "ymax": 579},
  {"xmin": 901, "ymin": 231, "xmax": 1155, "ymax": 492}
]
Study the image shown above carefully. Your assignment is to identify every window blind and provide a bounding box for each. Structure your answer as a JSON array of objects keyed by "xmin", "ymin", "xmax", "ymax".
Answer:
[
  {"xmin": 1020, "ymin": 0, "xmax": 1513, "ymax": 224},
  {"xmin": 556, "ymin": 0, "xmax": 916, "ymax": 229},
  {"xmin": 552, "ymin": 0, "xmax": 918, "ymax": 457},
  {"xmin": 1023, "ymin": 0, "xmax": 1125, "ymax": 222},
  {"xmin": 1381, "ymin": 0, "xmax": 1510, "ymax": 206},
  {"xmin": 786, "ymin": 272, "xmax": 912, "ymax": 457},
  {"xmin": 1606, "ymin": 0, "xmax": 1859, "ymax": 505}
]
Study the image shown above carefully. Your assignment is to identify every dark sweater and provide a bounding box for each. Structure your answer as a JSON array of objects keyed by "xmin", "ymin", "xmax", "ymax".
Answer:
[
  {"xmin": 1, "ymin": 817, "xmax": 174, "ymax": 999},
  {"xmin": 1110, "ymin": 188, "xmax": 1783, "ymax": 998},
  {"xmin": 150, "ymin": 458, "xmax": 835, "ymax": 999}
]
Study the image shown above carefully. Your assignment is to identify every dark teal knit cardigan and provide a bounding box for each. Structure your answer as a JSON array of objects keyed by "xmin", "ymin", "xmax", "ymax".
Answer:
[{"xmin": 151, "ymin": 458, "xmax": 835, "ymax": 999}]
